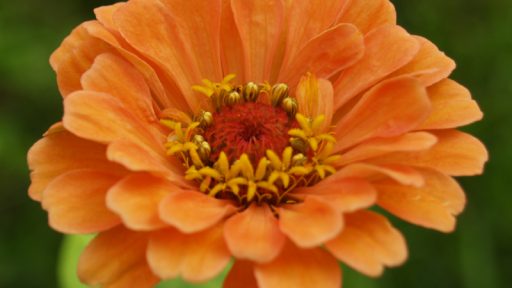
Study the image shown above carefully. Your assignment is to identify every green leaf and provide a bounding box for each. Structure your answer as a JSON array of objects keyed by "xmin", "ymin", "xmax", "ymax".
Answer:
[{"xmin": 58, "ymin": 235, "xmax": 94, "ymax": 288}]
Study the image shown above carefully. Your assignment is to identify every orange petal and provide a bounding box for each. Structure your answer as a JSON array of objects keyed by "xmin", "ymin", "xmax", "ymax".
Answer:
[
  {"xmin": 231, "ymin": 0, "xmax": 284, "ymax": 82},
  {"xmin": 106, "ymin": 141, "xmax": 187, "ymax": 185},
  {"xmin": 283, "ymin": 0, "xmax": 346, "ymax": 65},
  {"xmin": 147, "ymin": 225, "xmax": 231, "ymax": 282},
  {"xmin": 81, "ymin": 53, "xmax": 156, "ymax": 123},
  {"xmin": 159, "ymin": 190, "xmax": 236, "ymax": 233},
  {"xmin": 82, "ymin": 20, "xmax": 183, "ymax": 110},
  {"xmin": 389, "ymin": 36, "xmax": 455, "ymax": 86},
  {"xmin": 419, "ymin": 79, "xmax": 483, "ymax": 129},
  {"xmin": 333, "ymin": 24, "xmax": 420, "ymax": 110},
  {"xmin": 27, "ymin": 127, "xmax": 125, "ymax": 201},
  {"xmin": 279, "ymin": 23, "xmax": 364, "ymax": 88},
  {"xmin": 41, "ymin": 170, "xmax": 121, "ymax": 234},
  {"xmin": 294, "ymin": 178, "xmax": 377, "ymax": 213},
  {"xmin": 78, "ymin": 226, "xmax": 149, "ymax": 286},
  {"xmin": 224, "ymin": 204, "xmax": 285, "ymax": 263},
  {"xmin": 326, "ymin": 210, "xmax": 407, "ymax": 277},
  {"xmin": 372, "ymin": 130, "xmax": 488, "ymax": 176},
  {"xmin": 337, "ymin": 0, "xmax": 396, "ymax": 34},
  {"xmin": 220, "ymin": 0, "xmax": 245, "ymax": 81},
  {"xmin": 106, "ymin": 173, "xmax": 175, "ymax": 231},
  {"xmin": 278, "ymin": 197, "xmax": 343, "ymax": 248},
  {"xmin": 94, "ymin": 3, "xmax": 125, "ymax": 32},
  {"xmin": 336, "ymin": 163, "xmax": 424, "ymax": 187},
  {"xmin": 337, "ymin": 132, "xmax": 438, "ymax": 166},
  {"xmin": 104, "ymin": 263, "xmax": 158, "ymax": 288},
  {"xmin": 295, "ymin": 74, "xmax": 334, "ymax": 129},
  {"xmin": 334, "ymin": 76, "xmax": 431, "ymax": 151},
  {"xmin": 160, "ymin": 0, "xmax": 223, "ymax": 82},
  {"xmin": 50, "ymin": 23, "xmax": 116, "ymax": 97},
  {"xmin": 254, "ymin": 242, "xmax": 341, "ymax": 288},
  {"xmin": 113, "ymin": 0, "xmax": 204, "ymax": 112},
  {"xmin": 376, "ymin": 168, "xmax": 466, "ymax": 232},
  {"xmin": 63, "ymin": 91, "xmax": 162, "ymax": 152},
  {"xmin": 223, "ymin": 261, "xmax": 258, "ymax": 288}
]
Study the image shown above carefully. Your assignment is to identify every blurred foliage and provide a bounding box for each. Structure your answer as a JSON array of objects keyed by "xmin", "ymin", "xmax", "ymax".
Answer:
[{"xmin": 0, "ymin": 0, "xmax": 510, "ymax": 287}]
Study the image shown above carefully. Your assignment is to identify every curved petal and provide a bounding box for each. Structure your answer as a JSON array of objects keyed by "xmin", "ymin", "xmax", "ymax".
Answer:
[
  {"xmin": 337, "ymin": 0, "xmax": 396, "ymax": 34},
  {"xmin": 78, "ymin": 226, "xmax": 149, "ymax": 286},
  {"xmin": 254, "ymin": 242, "xmax": 341, "ymax": 288},
  {"xmin": 41, "ymin": 170, "xmax": 121, "ymax": 234},
  {"xmin": 147, "ymin": 225, "xmax": 231, "ymax": 283},
  {"xmin": 282, "ymin": 0, "xmax": 346, "ymax": 66},
  {"xmin": 27, "ymin": 127, "xmax": 125, "ymax": 201},
  {"xmin": 336, "ymin": 163, "xmax": 424, "ymax": 187},
  {"xmin": 333, "ymin": 24, "xmax": 420, "ymax": 110},
  {"xmin": 106, "ymin": 173, "xmax": 176, "ymax": 231},
  {"xmin": 104, "ymin": 263, "xmax": 158, "ymax": 288},
  {"xmin": 81, "ymin": 53, "xmax": 156, "ymax": 123},
  {"xmin": 278, "ymin": 197, "xmax": 343, "ymax": 248},
  {"xmin": 334, "ymin": 76, "xmax": 431, "ymax": 152},
  {"xmin": 388, "ymin": 36, "xmax": 456, "ymax": 86},
  {"xmin": 376, "ymin": 168, "xmax": 466, "ymax": 232},
  {"xmin": 50, "ymin": 23, "xmax": 116, "ymax": 97},
  {"xmin": 294, "ymin": 178, "xmax": 377, "ymax": 213},
  {"xmin": 63, "ymin": 91, "xmax": 163, "ymax": 152},
  {"xmin": 279, "ymin": 23, "xmax": 364, "ymax": 88},
  {"xmin": 224, "ymin": 204, "xmax": 285, "ymax": 263},
  {"xmin": 231, "ymin": 0, "xmax": 285, "ymax": 82},
  {"xmin": 220, "ymin": 0, "xmax": 245, "ymax": 80},
  {"xmin": 159, "ymin": 191, "xmax": 236, "ymax": 233},
  {"xmin": 419, "ymin": 79, "xmax": 483, "ymax": 129},
  {"xmin": 336, "ymin": 132, "xmax": 438, "ymax": 166},
  {"xmin": 371, "ymin": 130, "xmax": 488, "ymax": 176},
  {"xmin": 223, "ymin": 261, "xmax": 258, "ymax": 288},
  {"xmin": 326, "ymin": 210, "xmax": 407, "ymax": 277}
]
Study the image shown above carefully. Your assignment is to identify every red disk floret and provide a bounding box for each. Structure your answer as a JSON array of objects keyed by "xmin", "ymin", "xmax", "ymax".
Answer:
[{"xmin": 204, "ymin": 102, "xmax": 296, "ymax": 164}]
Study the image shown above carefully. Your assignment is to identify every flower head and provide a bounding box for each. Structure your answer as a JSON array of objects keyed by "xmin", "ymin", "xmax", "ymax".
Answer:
[{"xmin": 28, "ymin": 0, "xmax": 487, "ymax": 287}]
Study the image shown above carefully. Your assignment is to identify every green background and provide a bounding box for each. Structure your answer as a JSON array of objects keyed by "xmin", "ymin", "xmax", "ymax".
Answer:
[{"xmin": 0, "ymin": 0, "xmax": 510, "ymax": 287}]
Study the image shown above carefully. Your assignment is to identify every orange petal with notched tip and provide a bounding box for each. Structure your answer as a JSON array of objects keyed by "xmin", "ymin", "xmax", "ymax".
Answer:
[
  {"xmin": 231, "ymin": 0, "xmax": 284, "ymax": 83},
  {"xmin": 376, "ymin": 168, "xmax": 466, "ymax": 232},
  {"xmin": 223, "ymin": 260, "xmax": 258, "ymax": 288},
  {"xmin": 336, "ymin": 132, "xmax": 438, "ymax": 166},
  {"xmin": 279, "ymin": 23, "xmax": 364, "ymax": 88},
  {"xmin": 254, "ymin": 242, "xmax": 341, "ymax": 288},
  {"xmin": 42, "ymin": 170, "xmax": 121, "ymax": 234},
  {"xmin": 337, "ymin": 0, "xmax": 396, "ymax": 34},
  {"xmin": 160, "ymin": 191, "xmax": 236, "ymax": 233},
  {"xmin": 278, "ymin": 197, "xmax": 343, "ymax": 248},
  {"xmin": 389, "ymin": 36, "xmax": 455, "ymax": 86},
  {"xmin": 147, "ymin": 225, "xmax": 231, "ymax": 282},
  {"xmin": 224, "ymin": 204, "xmax": 285, "ymax": 263},
  {"xmin": 333, "ymin": 24, "xmax": 420, "ymax": 110},
  {"xmin": 78, "ymin": 226, "xmax": 150, "ymax": 286},
  {"xmin": 336, "ymin": 163, "xmax": 424, "ymax": 187},
  {"xmin": 371, "ymin": 130, "xmax": 488, "ymax": 176},
  {"xmin": 27, "ymin": 127, "xmax": 125, "ymax": 201},
  {"xmin": 326, "ymin": 210, "xmax": 407, "ymax": 277},
  {"xmin": 334, "ymin": 76, "xmax": 431, "ymax": 151},
  {"xmin": 294, "ymin": 178, "xmax": 377, "ymax": 213},
  {"xmin": 419, "ymin": 79, "xmax": 483, "ymax": 129},
  {"xmin": 106, "ymin": 173, "xmax": 175, "ymax": 231}
]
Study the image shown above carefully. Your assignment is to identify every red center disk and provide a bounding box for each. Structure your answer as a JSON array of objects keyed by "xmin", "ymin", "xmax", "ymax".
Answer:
[{"xmin": 204, "ymin": 102, "xmax": 296, "ymax": 164}]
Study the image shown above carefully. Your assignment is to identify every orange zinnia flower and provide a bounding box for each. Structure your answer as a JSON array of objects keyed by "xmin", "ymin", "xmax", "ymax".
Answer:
[{"xmin": 28, "ymin": 0, "xmax": 487, "ymax": 287}]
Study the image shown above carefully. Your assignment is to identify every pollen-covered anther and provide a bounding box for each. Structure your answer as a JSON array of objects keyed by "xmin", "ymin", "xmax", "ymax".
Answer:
[
  {"xmin": 271, "ymin": 83, "xmax": 289, "ymax": 107},
  {"xmin": 282, "ymin": 97, "xmax": 298, "ymax": 118},
  {"xmin": 243, "ymin": 82, "xmax": 260, "ymax": 102}
]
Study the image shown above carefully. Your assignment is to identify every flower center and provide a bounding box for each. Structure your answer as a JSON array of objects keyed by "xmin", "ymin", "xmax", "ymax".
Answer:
[
  {"xmin": 161, "ymin": 75, "xmax": 340, "ymax": 208},
  {"xmin": 204, "ymin": 102, "xmax": 296, "ymax": 164}
]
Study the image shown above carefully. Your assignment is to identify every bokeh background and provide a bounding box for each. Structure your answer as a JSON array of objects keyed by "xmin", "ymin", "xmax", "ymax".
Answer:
[{"xmin": 1, "ymin": 0, "xmax": 510, "ymax": 287}]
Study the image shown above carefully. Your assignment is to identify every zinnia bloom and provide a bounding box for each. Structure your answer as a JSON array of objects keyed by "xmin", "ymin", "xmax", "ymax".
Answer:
[{"xmin": 28, "ymin": 0, "xmax": 487, "ymax": 287}]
